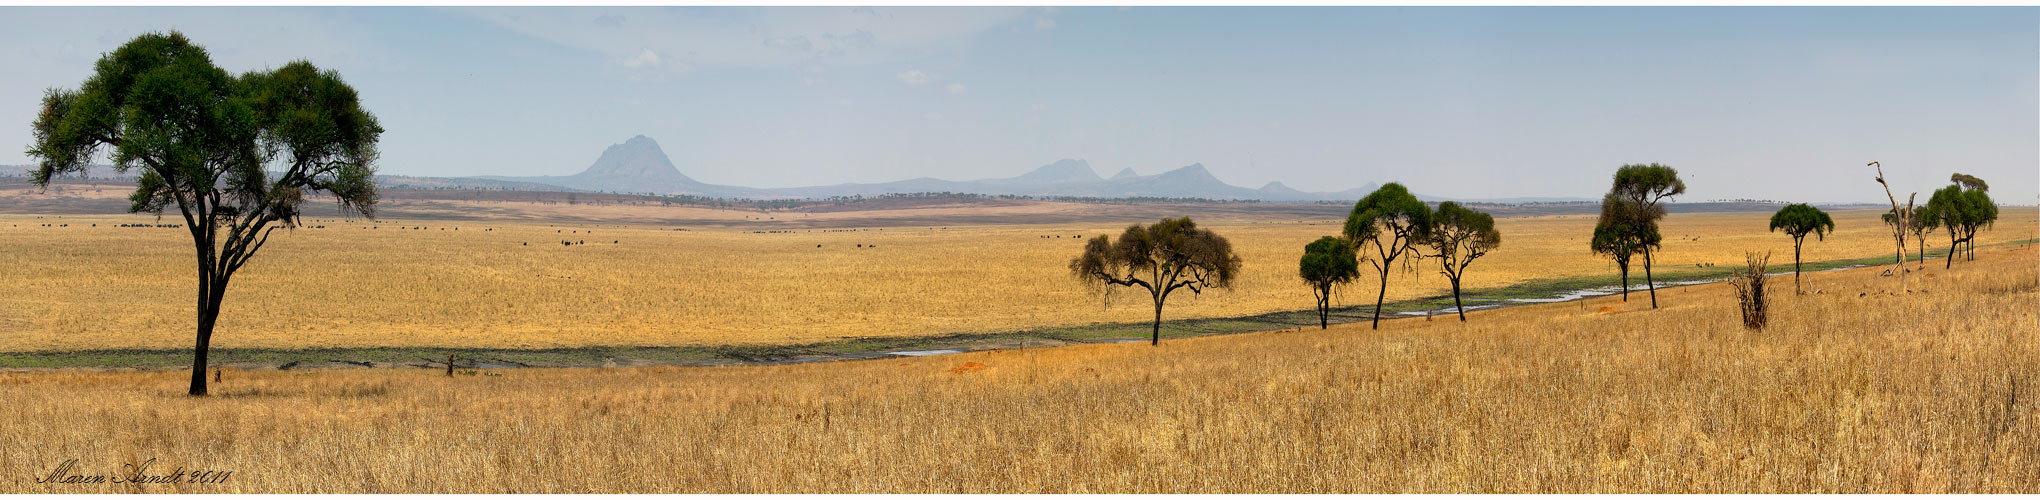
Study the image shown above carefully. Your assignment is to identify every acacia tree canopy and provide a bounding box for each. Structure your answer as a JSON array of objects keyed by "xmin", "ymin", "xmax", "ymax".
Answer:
[
  {"xmin": 1298, "ymin": 235, "xmax": 1360, "ymax": 329},
  {"xmin": 1607, "ymin": 163, "xmax": 1682, "ymax": 308},
  {"xmin": 1344, "ymin": 182, "xmax": 1431, "ymax": 330},
  {"xmin": 1769, "ymin": 203, "xmax": 1834, "ymax": 293},
  {"xmin": 1924, "ymin": 179, "xmax": 1998, "ymax": 267},
  {"xmin": 1951, "ymin": 173, "xmax": 1990, "ymax": 193},
  {"xmin": 1769, "ymin": 203, "xmax": 1835, "ymax": 242},
  {"xmin": 1591, "ymin": 192, "xmax": 1657, "ymax": 302},
  {"xmin": 1071, "ymin": 217, "xmax": 1242, "ymax": 345},
  {"xmin": 1428, "ymin": 201, "xmax": 1499, "ymax": 322}
]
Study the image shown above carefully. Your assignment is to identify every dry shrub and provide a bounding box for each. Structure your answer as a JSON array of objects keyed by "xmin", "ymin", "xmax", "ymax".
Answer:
[{"xmin": 1730, "ymin": 251, "xmax": 1769, "ymax": 330}]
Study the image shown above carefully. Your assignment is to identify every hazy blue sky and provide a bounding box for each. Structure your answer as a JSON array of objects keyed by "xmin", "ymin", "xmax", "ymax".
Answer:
[{"xmin": 1, "ymin": 7, "xmax": 2033, "ymax": 203}]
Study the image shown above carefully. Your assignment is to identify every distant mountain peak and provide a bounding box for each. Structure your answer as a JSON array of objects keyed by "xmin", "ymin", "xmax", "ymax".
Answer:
[
  {"xmin": 1109, "ymin": 167, "xmax": 1141, "ymax": 180},
  {"xmin": 1158, "ymin": 163, "xmax": 1216, "ymax": 180},
  {"xmin": 578, "ymin": 136, "xmax": 693, "ymax": 183},
  {"xmin": 999, "ymin": 159, "xmax": 1101, "ymax": 185}
]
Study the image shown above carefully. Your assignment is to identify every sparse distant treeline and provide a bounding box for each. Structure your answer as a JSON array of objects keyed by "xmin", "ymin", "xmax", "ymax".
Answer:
[
  {"xmin": 362, "ymin": 188, "xmax": 1274, "ymax": 211},
  {"xmin": 1070, "ymin": 160, "xmax": 2002, "ymax": 338},
  {"xmin": 1070, "ymin": 181, "xmax": 1509, "ymax": 340}
]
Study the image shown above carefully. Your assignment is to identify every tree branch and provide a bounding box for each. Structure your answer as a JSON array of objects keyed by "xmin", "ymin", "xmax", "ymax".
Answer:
[{"xmin": 1088, "ymin": 271, "xmax": 1155, "ymax": 294}]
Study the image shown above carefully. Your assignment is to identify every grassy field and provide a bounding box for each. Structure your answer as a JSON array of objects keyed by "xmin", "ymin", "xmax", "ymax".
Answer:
[
  {"xmin": 2, "ymin": 206, "xmax": 2032, "ymax": 352},
  {"xmin": 2, "ymin": 243, "xmax": 2032, "ymax": 493}
]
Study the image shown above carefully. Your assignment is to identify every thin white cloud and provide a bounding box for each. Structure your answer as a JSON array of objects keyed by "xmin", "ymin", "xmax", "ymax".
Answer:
[
  {"xmin": 946, "ymin": 82, "xmax": 967, "ymax": 95},
  {"xmin": 620, "ymin": 48, "xmax": 661, "ymax": 69},
  {"xmin": 896, "ymin": 70, "xmax": 933, "ymax": 85},
  {"xmin": 1034, "ymin": 17, "xmax": 1057, "ymax": 31}
]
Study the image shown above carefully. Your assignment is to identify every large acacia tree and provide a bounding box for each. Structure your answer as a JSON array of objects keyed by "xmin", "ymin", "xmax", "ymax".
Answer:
[
  {"xmin": 1345, "ymin": 183, "xmax": 1430, "ymax": 330},
  {"xmin": 1071, "ymin": 217, "xmax": 1242, "ymax": 345},
  {"xmin": 1298, "ymin": 236, "xmax": 1360, "ymax": 329},
  {"xmin": 1591, "ymin": 192, "xmax": 1656, "ymax": 302},
  {"xmin": 1925, "ymin": 175, "xmax": 1997, "ymax": 268},
  {"xmin": 1426, "ymin": 201, "xmax": 1500, "ymax": 322},
  {"xmin": 1768, "ymin": 203, "xmax": 1834, "ymax": 294},
  {"xmin": 27, "ymin": 32, "xmax": 382, "ymax": 396},
  {"xmin": 1607, "ymin": 164, "xmax": 1684, "ymax": 309},
  {"xmin": 1950, "ymin": 173, "xmax": 1995, "ymax": 261}
]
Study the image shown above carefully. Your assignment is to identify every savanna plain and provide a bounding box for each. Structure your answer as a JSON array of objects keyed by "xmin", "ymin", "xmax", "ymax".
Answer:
[
  {"xmin": 0, "ymin": 195, "xmax": 2036, "ymax": 493},
  {"xmin": 2, "ymin": 200, "xmax": 2031, "ymax": 351}
]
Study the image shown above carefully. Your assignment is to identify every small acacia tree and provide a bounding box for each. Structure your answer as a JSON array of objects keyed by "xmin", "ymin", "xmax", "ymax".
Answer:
[
  {"xmin": 1950, "ymin": 173, "xmax": 1995, "ymax": 261},
  {"xmin": 1608, "ymin": 163, "xmax": 1684, "ymax": 309},
  {"xmin": 1591, "ymin": 193, "xmax": 1656, "ymax": 302},
  {"xmin": 1769, "ymin": 203, "xmax": 1834, "ymax": 294},
  {"xmin": 1952, "ymin": 172, "xmax": 1990, "ymax": 192},
  {"xmin": 1298, "ymin": 236, "xmax": 1360, "ymax": 329},
  {"xmin": 1071, "ymin": 217, "xmax": 1242, "ymax": 345},
  {"xmin": 28, "ymin": 32, "xmax": 381, "ymax": 396},
  {"xmin": 1345, "ymin": 183, "xmax": 1431, "ymax": 330},
  {"xmin": 1882, "ymin": 206, "xmax": 1935, "ymax": 264},
  {"xmin": 1426, "ymin": 201, "xmax": 1500, "ymax": 321}
]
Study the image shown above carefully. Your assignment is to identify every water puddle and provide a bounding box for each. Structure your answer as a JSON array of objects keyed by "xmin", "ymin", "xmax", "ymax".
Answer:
[
  {"xmin": 1507, "ymin": 286, "xmax": 1623, "ymax": 303},
  {"xmin": 887, "ymin": 349, "xmax": 964, "ymax": 357},
  {"xmin": 1395, "ymin": 304, "xmax": 1504, "ymax": 316},
  {"xmin": 1470, "ymin": 265, "xmax": 1863, "ymax": 310}
]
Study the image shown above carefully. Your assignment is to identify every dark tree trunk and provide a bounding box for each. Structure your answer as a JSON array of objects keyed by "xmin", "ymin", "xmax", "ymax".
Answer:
[
  {"xmin": 1150, "ymin": 299, "xmax": 1162, "ymax": 346},
  {"xmin": 1793, "ymin": 238, "xmax": 1803, "ymax": 295},
  {"xmin": 189, "ymin": 237, "xmax": 211, "ymax": 396},
  {"xmin": 188, "ymin": 275, "xmax": 225, "ymax": 396},
  {"xmin": 188, "ymin": 313, "xmax": 211, "ymax": 395},
  {"xmin": 1948, "ymin": 231, "xmax": 1960, "ymax": 269},
  {"xmin": 1317, "ymin": 288, "xmax": 1330, "ymax": 330},
  {"xmin": 1450, "ymin": 279, "xmax": 1466, "ymax": 322},
  {"xmin": 1619, "ymin": 264, "xmax": 1630, "ymax": 302},
  {"xmin": 1642, "ymin": 246, "xmax": 1658, "ymax": 309},
  {"xmin": 1371, "ymin": 268, "xmax": 1389, "ymax": 330}
]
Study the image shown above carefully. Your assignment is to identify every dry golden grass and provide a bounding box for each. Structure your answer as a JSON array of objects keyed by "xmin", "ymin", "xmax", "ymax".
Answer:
[
  {"xmin": 2, "ymin": 244, "xmax": 2034, "ymax": 493},
  {"xmin": 1, "ymin": 207, "xmax": 2032, "ymax": 350}
]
